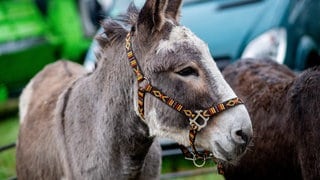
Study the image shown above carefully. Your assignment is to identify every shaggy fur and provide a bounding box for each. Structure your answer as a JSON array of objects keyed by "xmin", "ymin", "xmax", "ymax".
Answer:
[{"xmin": 222, "ymin": 59, "xmax": 320, "ymax": 179}]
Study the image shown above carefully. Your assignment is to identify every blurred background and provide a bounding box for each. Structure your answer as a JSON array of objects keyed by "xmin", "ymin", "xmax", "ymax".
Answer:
[{"xmin": 1, "ymin": 0, "xmax": 319, "ymax": 179}]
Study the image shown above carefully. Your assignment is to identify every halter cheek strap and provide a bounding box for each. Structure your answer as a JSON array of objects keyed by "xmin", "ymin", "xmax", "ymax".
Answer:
[{"xmin": 126, "ymin": 30, "xmax": 242, "ymax": 170}]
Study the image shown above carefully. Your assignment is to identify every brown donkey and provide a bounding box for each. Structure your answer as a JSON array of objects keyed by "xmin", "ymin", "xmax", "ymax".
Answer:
[
  {"xmin": 17, "ymin": 0, "xmax": 252, "ymax": 179},
  {"xmin": 222, "ymin": 59, "xmax": 320, "ymax": 179}
]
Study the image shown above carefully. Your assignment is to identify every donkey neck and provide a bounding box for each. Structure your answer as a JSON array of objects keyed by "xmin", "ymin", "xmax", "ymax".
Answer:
[
  {"xmin": 96, "ymin": 46, "xmax": 155, "ymax": 177},
  {"xmin": 63, "ymin": 44, "xmax": 156, "ymax": 178}
]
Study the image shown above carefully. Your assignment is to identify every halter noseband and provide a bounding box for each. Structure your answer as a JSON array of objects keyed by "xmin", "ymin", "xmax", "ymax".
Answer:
[{"xmin": 125, "ymin": 30, "xmax": 242, "ymax": 170}]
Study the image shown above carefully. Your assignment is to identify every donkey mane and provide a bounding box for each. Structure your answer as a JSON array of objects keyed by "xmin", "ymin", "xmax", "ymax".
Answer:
[{"xmin": 96, "ymin": 4, "xmax": 138, "ymax": 49}]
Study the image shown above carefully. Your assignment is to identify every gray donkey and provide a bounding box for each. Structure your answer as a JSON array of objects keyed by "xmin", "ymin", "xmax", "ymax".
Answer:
[{"xmin": 16, "ymin": 0, "xmax": 253, "ymax": 179}]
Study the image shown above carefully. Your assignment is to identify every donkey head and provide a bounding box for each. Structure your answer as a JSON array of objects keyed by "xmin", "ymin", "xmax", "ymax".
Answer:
[
  {"xmin": 128, "ymin": 0, "xmax": 253, "ymax": 162},
  {"xmin": 98, "ymin": 0, "xmax": 253, "ymax": 163}
]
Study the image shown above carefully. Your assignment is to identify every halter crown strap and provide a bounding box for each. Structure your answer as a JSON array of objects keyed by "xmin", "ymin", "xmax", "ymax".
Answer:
[{"xmin": 126, "ymin": 31, "xmax": 243, "ymax": 169}]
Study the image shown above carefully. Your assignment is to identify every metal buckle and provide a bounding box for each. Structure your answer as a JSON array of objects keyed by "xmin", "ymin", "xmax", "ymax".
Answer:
[{"xmin": 189, "ymin": 110, "xmax": 209, "ymax": 131}]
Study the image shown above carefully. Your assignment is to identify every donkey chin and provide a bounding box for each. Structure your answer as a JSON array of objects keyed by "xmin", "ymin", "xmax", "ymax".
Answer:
[{"xmin": 211, "ymin": 140, "xmax": 249, "ymax": 165}]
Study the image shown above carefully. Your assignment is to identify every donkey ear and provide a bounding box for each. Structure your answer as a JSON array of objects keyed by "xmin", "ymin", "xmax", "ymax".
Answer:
[
  {"xmin": 137, "ymin": 0, "xmax": 168, "ymax": 33},
  {"xmin": 165, "ymin": 0, "xmax": 183, "ymax": 22}
]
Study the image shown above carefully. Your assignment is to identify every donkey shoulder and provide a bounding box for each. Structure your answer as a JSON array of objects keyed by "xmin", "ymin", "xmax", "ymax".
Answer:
[
  {"xmin": 17, "ymin": 60, "xmax": 86, "ymax": 179},
  {"xmin": 20, "ymin": 60, "xmax": 86, "ymax": 121}
]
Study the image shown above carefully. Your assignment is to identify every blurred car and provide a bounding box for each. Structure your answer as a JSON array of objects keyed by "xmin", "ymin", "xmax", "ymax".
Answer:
[
  {"xmin": 84, "ymin": 0, "xmax": 320, "ymax": 71},
  {"xmin": 182, "ymin": 0, "xmax": 320, "ymax": 70}
]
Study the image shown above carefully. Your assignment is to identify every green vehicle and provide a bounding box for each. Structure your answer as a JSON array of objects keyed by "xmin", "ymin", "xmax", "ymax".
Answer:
[{"xmin": 0, "ymin": 0, "xmax": 108, "ymax": 101}]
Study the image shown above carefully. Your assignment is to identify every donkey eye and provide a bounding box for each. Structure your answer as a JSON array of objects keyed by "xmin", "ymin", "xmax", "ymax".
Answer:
[{"xmin": 176, "ymin": 67, "xmax": 198, "ymax": 76}]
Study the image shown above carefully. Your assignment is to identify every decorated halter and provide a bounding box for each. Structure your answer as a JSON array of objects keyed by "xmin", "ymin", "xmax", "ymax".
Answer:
[{"xmin": 126, "ymin": 29, "xmax": 242, "ymax": 171}]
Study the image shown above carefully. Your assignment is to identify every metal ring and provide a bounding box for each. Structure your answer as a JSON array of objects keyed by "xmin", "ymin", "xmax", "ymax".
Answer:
[{"xmin": 192, "ymin": 156, "xmax": 206, "ymax": 168}]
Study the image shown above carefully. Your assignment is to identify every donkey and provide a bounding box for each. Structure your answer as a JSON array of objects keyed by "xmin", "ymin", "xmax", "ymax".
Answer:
[
  {"xmin": 16, "ymin": 0, "xmax": 252, "ymax": 179},
  {"xmin": 222, "ymin": 59, "xmax": 320, "ymax": 179}
]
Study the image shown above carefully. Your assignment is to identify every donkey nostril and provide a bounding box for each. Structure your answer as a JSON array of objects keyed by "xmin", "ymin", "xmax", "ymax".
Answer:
[{"xmin": 234, "ymin": 129, "xmax": 250, "ymax": 145}]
